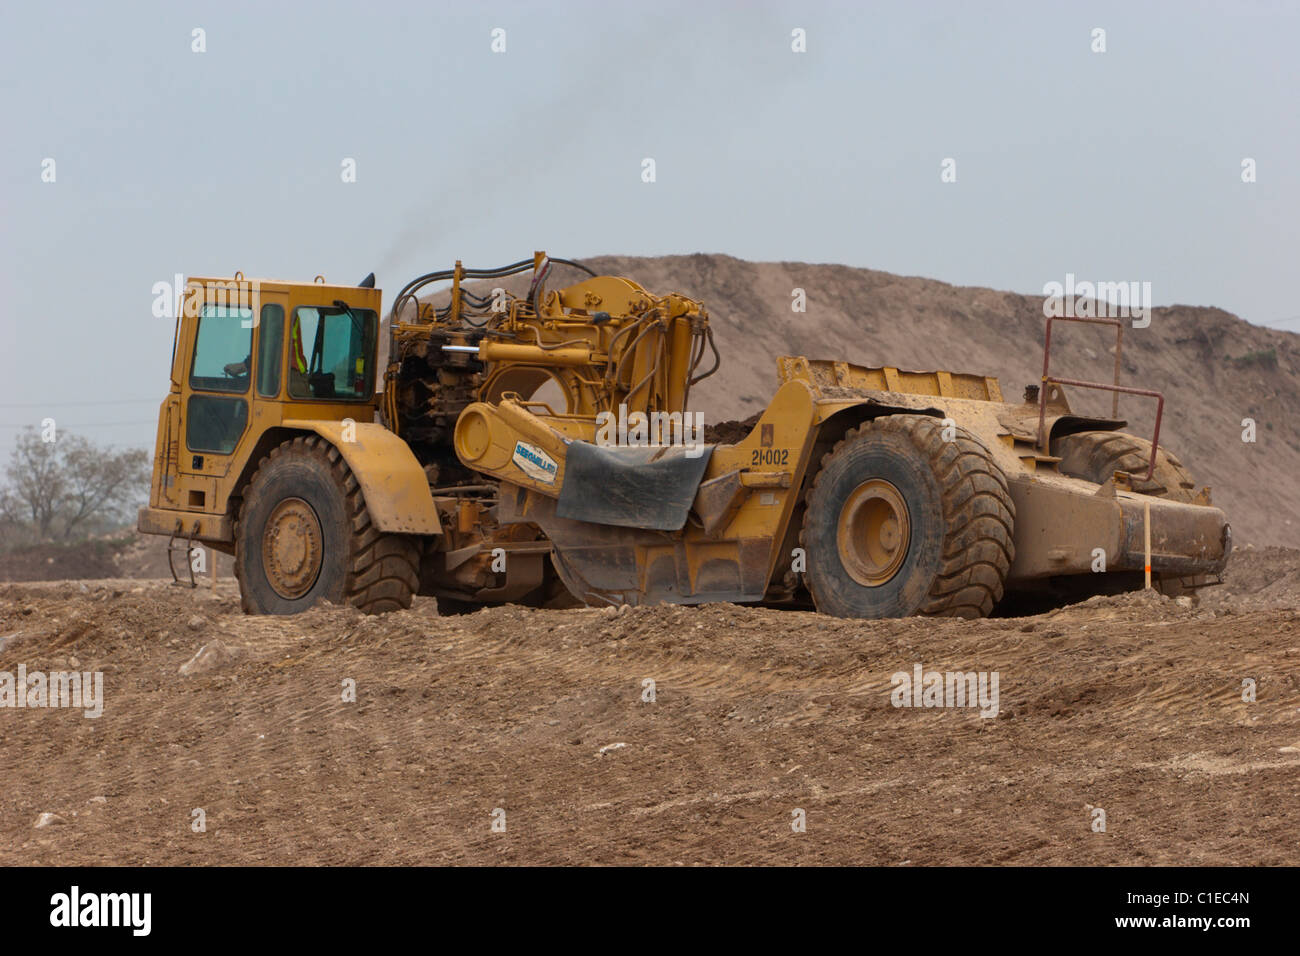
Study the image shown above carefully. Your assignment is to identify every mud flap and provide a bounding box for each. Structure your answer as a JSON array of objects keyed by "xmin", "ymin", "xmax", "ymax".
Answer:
[{"xmin": 556, "ymin": 442, "xmax": 714, "ymax": 531}]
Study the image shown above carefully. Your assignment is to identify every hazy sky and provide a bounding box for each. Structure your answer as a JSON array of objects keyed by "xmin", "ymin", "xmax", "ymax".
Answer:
[{"xmin": 2, "ymin": 0, "xmax": 1297, "ymax": 457}]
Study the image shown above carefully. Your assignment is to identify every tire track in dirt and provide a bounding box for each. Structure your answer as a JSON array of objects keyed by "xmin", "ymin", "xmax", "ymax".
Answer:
[{"xmin": 1, "ymin": 566, "xmax": 1298, "ymax": 865}]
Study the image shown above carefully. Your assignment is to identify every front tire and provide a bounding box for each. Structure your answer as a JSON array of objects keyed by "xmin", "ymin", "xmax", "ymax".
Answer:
[
  {"xmin": 801, "ymin": 415, "xmax": 1015, "ymax": 619},
  {"xmin": 235, "ymin": 435, "xmax": 419, "ymax": 615}
]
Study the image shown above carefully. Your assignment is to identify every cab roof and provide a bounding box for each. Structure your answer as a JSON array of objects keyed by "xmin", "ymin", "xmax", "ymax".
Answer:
[{"xmin": 186, "ymin": 275, "xmax": 382, "ymax": 295}]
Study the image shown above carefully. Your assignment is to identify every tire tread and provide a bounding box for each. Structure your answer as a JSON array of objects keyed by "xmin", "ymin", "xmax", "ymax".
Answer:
[
  {"xmin": 235, "ymin": 435, "xmax": 419, "ymax": 614},
  {"xmin": 800, "ymin": 414, "xmax": 1016, "ymax": 619}
]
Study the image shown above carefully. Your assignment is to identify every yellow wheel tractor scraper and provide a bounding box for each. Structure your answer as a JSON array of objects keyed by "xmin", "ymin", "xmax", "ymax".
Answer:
[{"xmin": 139, "ymin": 253, "xmax": 1230, "ymax": 618}]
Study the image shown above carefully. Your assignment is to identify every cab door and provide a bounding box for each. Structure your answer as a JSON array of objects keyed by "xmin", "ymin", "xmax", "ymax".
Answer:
[{"xmin": 177, "ymin": 289, "xmax": 289, "ymax": 512}]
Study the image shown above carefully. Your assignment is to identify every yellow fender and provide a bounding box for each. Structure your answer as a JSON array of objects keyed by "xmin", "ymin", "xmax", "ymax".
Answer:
[{"xmin": 282, "ymin": 419, "xmax": 441, "ymax": 535}]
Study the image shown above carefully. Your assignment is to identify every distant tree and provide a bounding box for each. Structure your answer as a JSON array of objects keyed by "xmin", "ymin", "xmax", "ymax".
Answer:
[
  {"xmin": 1, "ymin": 429, "xmax": 65, "ymax": 540},
  {"xmin": 0, "ymin": 428, "xmax": 149, "ymax": 545}
]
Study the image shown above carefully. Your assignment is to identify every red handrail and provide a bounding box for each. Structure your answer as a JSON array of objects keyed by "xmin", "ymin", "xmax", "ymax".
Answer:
[{"xmin": 1036, "ymin": 314, "xmax": 1163, "ymax": 481}]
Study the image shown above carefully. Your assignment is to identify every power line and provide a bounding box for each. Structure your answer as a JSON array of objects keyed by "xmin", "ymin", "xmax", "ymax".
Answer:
[
  {"xmin": 0, "ymin": 421, "xmax": 156, "ymax": 429},
  {"xmin": 0, "ymin": 398, "xmax": 160, "ymax": 409}
]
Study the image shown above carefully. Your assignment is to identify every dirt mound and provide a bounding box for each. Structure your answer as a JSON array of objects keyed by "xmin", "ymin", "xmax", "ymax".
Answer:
[
  {"xmin": 2, "ymin": 549, "xmax": 1297, "ymax": 866},
  {"xmin": 1202, "ymin": 545, "xmax": 1300, "ymax": 610},
  {"xmin": 703, "ymin": 413, "xmax": 761, "ymax": 445}
]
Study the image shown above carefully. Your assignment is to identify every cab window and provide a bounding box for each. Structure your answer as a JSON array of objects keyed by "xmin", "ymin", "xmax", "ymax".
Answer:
[
  {"xmin": 190, "ymin": 304, "xmax": 253, "ymax": 393},
  {"xmin": 186, "ymin": 303, "xmax": 253, "ymax": 455},
  {"xmin": 288, "ymin": 306, "xmax": 376, "ymax": 400}
]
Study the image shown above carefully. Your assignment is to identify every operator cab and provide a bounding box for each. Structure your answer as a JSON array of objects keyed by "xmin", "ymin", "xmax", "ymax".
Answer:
[{"xmin": 139, "ymin": 274, "xmax": 382, "ymax": 544}]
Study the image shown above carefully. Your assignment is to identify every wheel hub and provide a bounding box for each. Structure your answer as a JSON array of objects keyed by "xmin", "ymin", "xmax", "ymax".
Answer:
[
  {"xmin": 836, "ymin": 478, "xmax": 911, "ymax": 587},
  {"xmin": 262, "ymin": 497, "xmax": 323, "ymax": 599}
]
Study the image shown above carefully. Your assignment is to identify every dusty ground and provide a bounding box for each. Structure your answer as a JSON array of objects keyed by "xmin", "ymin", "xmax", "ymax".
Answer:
[{"xmin": 1, "ymin": 546, "xmax": 1297, "ymax": 865}]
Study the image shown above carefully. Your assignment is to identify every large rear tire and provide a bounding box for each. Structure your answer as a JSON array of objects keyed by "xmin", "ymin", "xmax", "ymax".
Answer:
[
  {"xmin": 800, "ymin": 415, "xmax": 1015, "ymax": 619},
  {"xmin": 1051, "ymin": 430, "xmax": 1196, "ymax": 501},
  {"xmin": 234, "ymin": 435, "xmax": 420, "ymax": 615}
]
